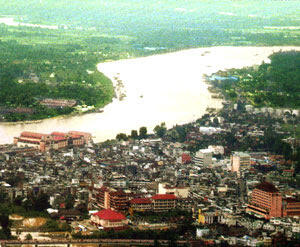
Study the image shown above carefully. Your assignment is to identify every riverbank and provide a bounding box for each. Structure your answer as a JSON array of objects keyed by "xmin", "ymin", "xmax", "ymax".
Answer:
[{"xmin": 0, "ymin": 46, "xmax": 299, "ymax": 145}]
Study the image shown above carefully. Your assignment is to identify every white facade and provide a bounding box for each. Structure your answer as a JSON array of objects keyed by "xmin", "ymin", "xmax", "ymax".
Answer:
[
  {"xmin": 158, "ymin": 183, "xmax": 189, "ymax": 198},
  {"xmin": 194, "ymin": 149, "xmax": 212, "ymax": 166}
]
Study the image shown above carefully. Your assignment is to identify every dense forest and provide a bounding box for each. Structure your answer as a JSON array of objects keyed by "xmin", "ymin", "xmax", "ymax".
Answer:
[
  {"xmin": 0, "ymin": 25, "xmax": 119, "ymax": 121},
  {"xmin": 210, "ymin": 50, "xmax": 300, "ymax": 108},
  {"xmin": 0, "ymin": 0, "xmax": 299, "ymax": 121}
]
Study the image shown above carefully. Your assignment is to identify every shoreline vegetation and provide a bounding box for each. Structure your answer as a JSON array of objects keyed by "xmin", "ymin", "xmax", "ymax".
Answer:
[
  {"xmin": 1, "ymin": 0, "xmax": 300, "ymax": 123},
  {"xmin": 206, "ymin": 50, "xmax": 300, "ymax": 109}
]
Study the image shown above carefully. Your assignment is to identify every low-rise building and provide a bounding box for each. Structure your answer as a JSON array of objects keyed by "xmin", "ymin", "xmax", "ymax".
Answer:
[{"xmin": 91, "ymin": 209, "xmax": 128, "ymax": 229}]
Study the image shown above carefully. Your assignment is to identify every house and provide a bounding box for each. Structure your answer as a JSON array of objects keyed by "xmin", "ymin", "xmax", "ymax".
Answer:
[{"xmin": 39, "ymin": 98, "xmax": 77, "ymax": 108}]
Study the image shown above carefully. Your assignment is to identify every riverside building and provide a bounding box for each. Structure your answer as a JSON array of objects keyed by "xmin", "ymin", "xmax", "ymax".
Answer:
[{"xmin": 14, "ymin": 131, "xmax": 91, "ymax": 152}]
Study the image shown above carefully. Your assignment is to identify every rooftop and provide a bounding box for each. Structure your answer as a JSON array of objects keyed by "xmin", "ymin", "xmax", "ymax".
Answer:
[
  {"xmin": 130, "ymin": 198, "xmax": 152, "ymax": 204},
  {"xmin": 93, "ymin": 209, "xmax": 126, "ymax": 221},
  {"xmin": 152, "ymin": 194, "xmax": 176, "ymax": 200},
  {"xmin": 255, "ymin": 181, "xmax": 279, "ymax": 193}
]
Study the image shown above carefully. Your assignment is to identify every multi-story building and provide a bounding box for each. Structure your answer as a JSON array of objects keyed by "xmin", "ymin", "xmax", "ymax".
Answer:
[
  {"xmin": 152, "ymin": 194, "xmax": 176, "ymax": 212},
  {"xmin": 282, "ymin": 198, "xmax": 300, "ymax": 217},
  {"xmin": 92, "ymin": 186, "xmax": 129, "ymax": 212},
  {"xmin": 231, "ymin": 152, "xmax": 251, "ymax": 173},
  {"xmin": 109, "ymin": 191, "xmax": 129, "ymax": 212},
  {"xmin": 129, "ymin": 194, "xmax": 177, "ymax": 212},
  {"xmin": 193, "ymin": 149, "xmax": 212, "ymax": 166},
  {"xmin": 130, "ymin": 198, "xmax": 152, "ymax": 212},
  {"xmin": 14, "ymin": 131, "xmax": 91, "ymax": 152},
  {"xmin": 158, "ymin": 183, "xmax": 189, "ymax": 198},
  {"xmin": 246, "ymin": 181, "xmax": 282, "ymax": 219}
]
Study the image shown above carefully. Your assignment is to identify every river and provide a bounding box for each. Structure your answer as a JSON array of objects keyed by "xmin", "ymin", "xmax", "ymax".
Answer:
[{"xmin": 0, "ymin": 46, "xmax": 299, "ymax": 145}]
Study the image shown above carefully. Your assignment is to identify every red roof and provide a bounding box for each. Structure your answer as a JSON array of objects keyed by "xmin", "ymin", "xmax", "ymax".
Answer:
[
  {"xmin": 130, "ymin": 198, "xmax": 152, "ymax": 204},
  {"xmin": 21, "ymin": 131, "xmax": 48, "ymax": 139},
  {"xmin": 18, "ymin": 138, "xmax": 40, "ymax": 144},
  {"xmin": 52, "ymin": 136, "xmax": 67, "ymax": 141},
  {"xmin": 93, "ymin": 209, "xmax": 126, "ymax": 221},
  {"xmin": 152, "ymin": 194, "xmax": 176, "ymax": 200},
  {"xmin": 70, "ymin": 135, "xmax": 81, "ymax": 139},
  {"xmin": 51, "ymin": 132, "xmax": 67, "ymax": 137}
]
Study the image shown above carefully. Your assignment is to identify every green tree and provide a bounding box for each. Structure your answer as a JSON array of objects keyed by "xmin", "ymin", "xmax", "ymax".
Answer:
[
  {"xmin": 25, "ymin": 233, "xmax": 33, "ymax": 240},
  {"xmin": 139, "ymin": 127, "xmax": 147, "ymax": 139},
  {"xmin": 130, "ymin": 130, "xmax": 138, "ymax": 139},
  {"xmin": 116, "ymin": 133, "xmax": 128, "ymax": 141},
  {"xmin": 154, "ymin": 122, "xmax": 167, "ymax": 138},
  {"xmin": 0, "ymin": 213, "xmax": 11, "ymax": 239},
  {"xmin": 65, "ymin": 194, "xmax": 75, "ymax": 210},
  {"xmin": 34, "ymin": 192, "xmax": 50, "ymax": 211}
]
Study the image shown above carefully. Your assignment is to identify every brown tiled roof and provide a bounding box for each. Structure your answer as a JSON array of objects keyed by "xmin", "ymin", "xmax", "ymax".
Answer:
[{"xmin": 255, "ymin": 181, "xmax": 279, "ymax": 193}]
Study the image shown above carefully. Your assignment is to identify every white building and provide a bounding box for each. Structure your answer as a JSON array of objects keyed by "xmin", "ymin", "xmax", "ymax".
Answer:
[
  {"xmin": 158, "ymin": 183, "xmax": 189, "ymax": 198},
  {"xmin": 208, "ymin": 145, "xmax": 224, "ymax": 155},
  {"xmin": 194, "ymin": 149, "xmax": 212, "ymax": 166}
]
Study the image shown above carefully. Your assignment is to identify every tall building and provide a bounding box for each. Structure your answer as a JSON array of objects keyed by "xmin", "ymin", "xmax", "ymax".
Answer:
[
  {"xmin": 231, "ymin": 152, "xmax": 251, "ymax": 173},
  {"xmin": 194, "ymin": 149, "xmax": 212, "ymax": 166},
  {"xmin": 92, "ymin": 186, "xmax": 129, "ymax": 212},
  {"xmin": 246, "ymin": 181, "xmax": 282, "ymax": 219}
]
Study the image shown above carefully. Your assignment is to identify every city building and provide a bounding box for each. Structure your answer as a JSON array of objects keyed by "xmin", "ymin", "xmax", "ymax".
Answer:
[
  {"xmin": 282, "ymin": 198, "xmax": 300, "ymax": 217},
  {"xmin": 231, "ymin": 152, "xmax": 251, "ymax": 173},
  {"xmin": 194, "ymin": 149, "xmax": 212, "ymax": 166},
  {"xmin": 92, "ymin": 186, "xmax": 129, "ymax": 212},
  {"xmin": 130, "ymin": 198, "xmax": 152, "ymax": 212},
  {"xmin": 246, "ymin": 181, "xmax": 282, "ymax": 219},
  {"xmin": 158, "ymin": 183, "xmax": 189, "ymax": 198},
  {"xmin": 90, "ymin": 209, "xmax": 128, "ymax": 229},
  {"xmin": 152, "ymin": 194, "xmax": 176, "ymax": 212},
  {"xmin": 13, "ymin": 131, "xmax": 90, "ymax": 152}
]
